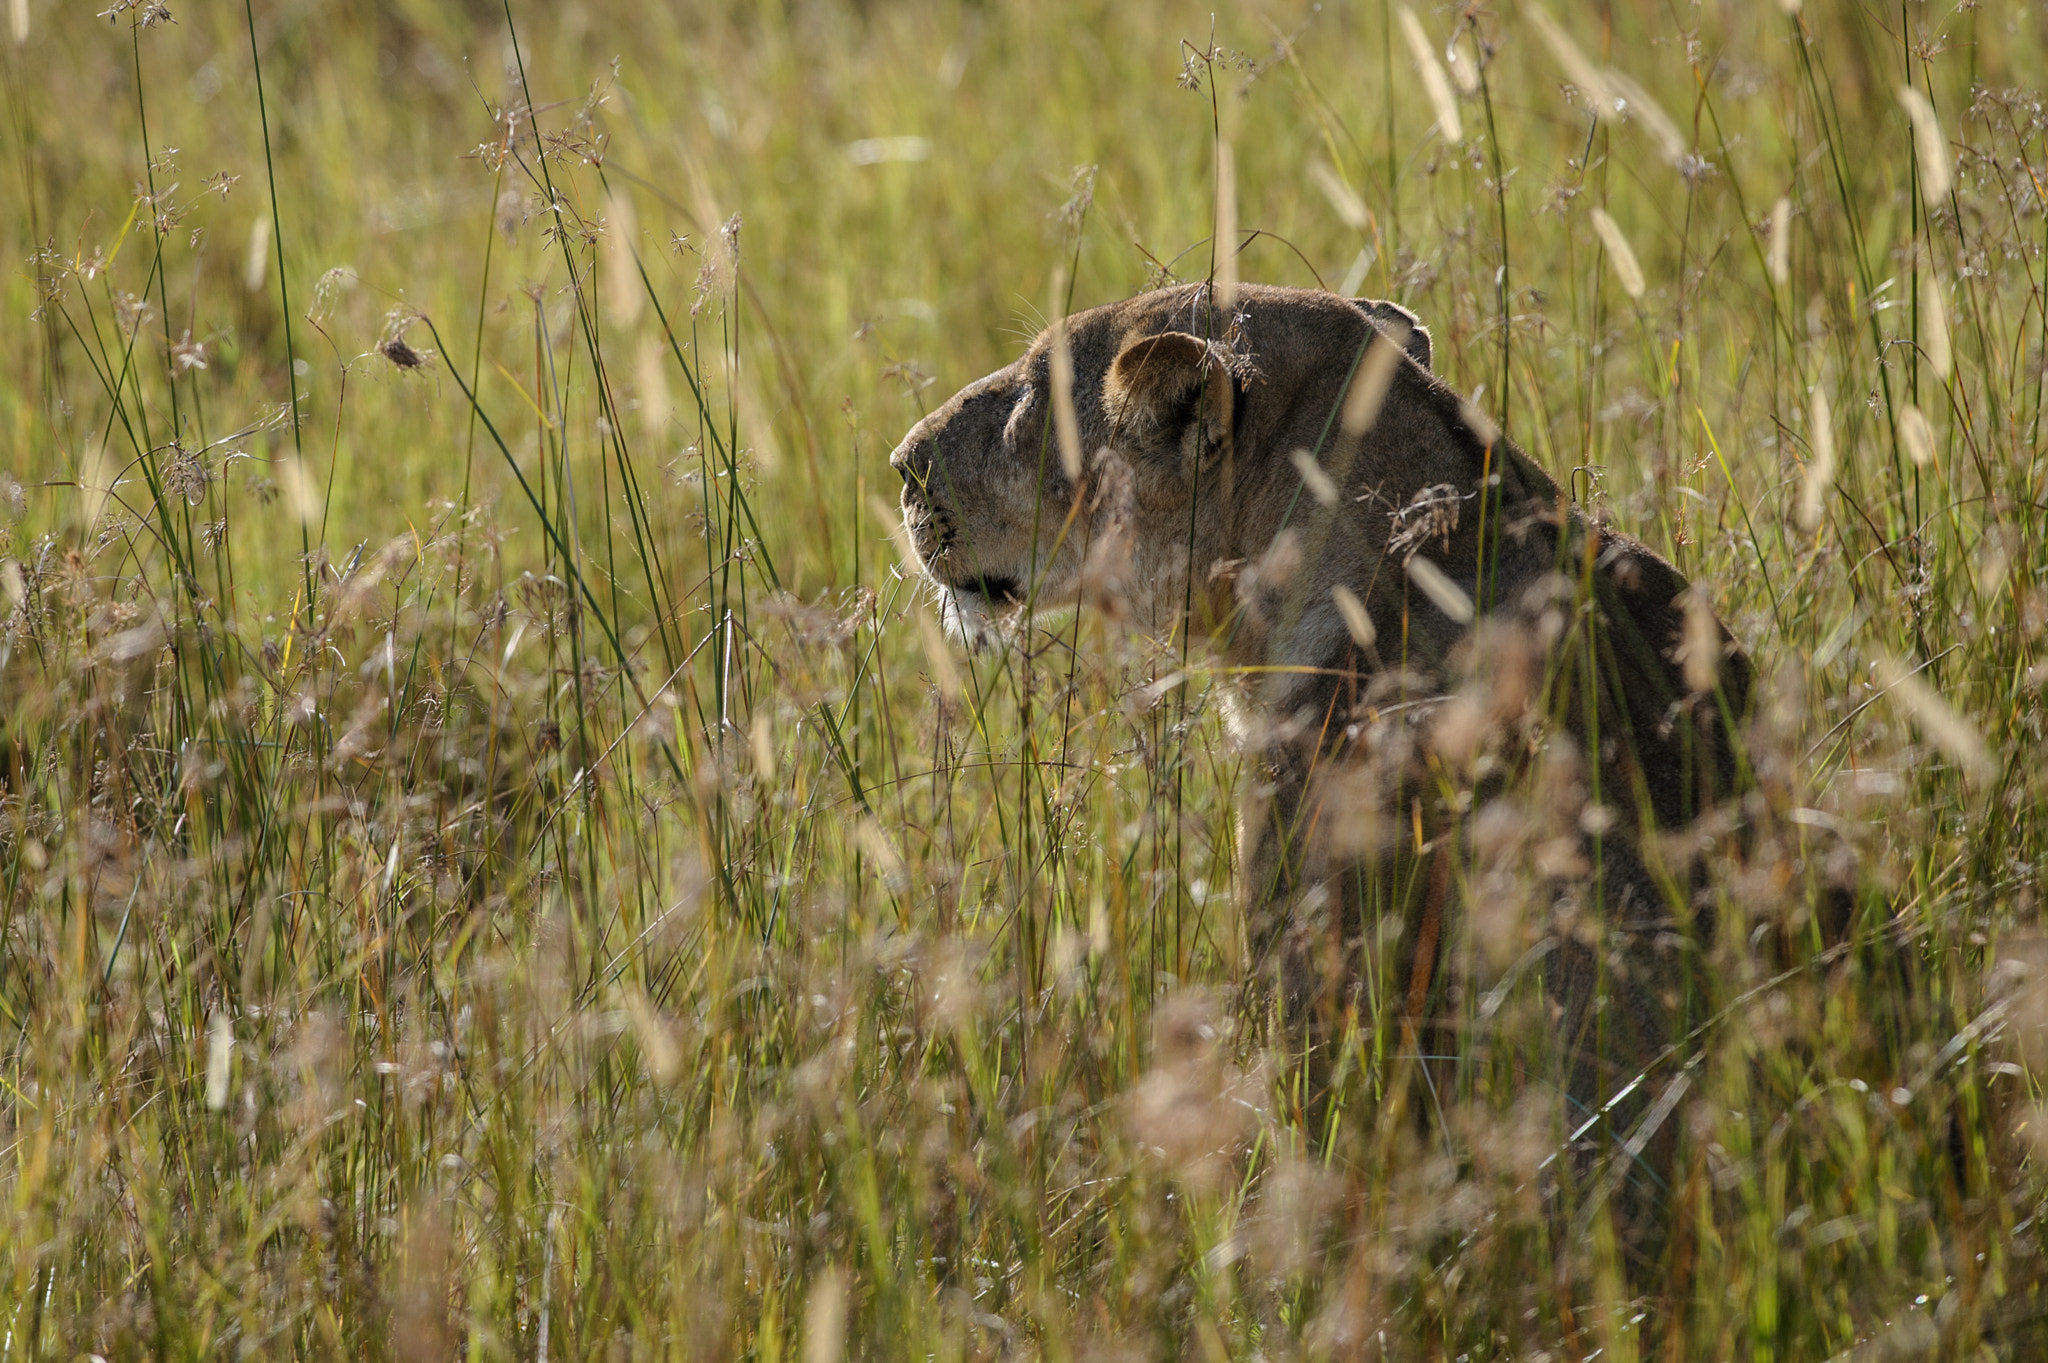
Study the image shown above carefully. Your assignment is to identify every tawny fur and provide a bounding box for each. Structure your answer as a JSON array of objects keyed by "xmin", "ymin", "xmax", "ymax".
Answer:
[{"xmin": 890, "ymin": 283, "xmax": 1751, "ymax": 1248}]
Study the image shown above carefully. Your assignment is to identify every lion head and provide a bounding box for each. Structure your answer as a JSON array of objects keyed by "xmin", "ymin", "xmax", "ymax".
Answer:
[{"xmin": 892, "ymin": 285, "xmax": 1536, "ymax": 694}]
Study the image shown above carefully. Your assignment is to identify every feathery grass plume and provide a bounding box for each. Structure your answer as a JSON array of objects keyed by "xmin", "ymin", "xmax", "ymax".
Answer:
[
  {"xmin": 1338, "ymin": 247, "xmax": 1376, "ymax": 296},
  {"xmin": 1397, "ymin": 6, "xmax": 1462, "ymax": 144},
  {"xmin": 1309, "ymin": 159, "xmax": 1370, "ymax": 233},
  {"xmin": 1589, "ymin": 208, "xmax": 1646, "ymax": 300},
  {"xmin": 1679, "ymin": 588, "xmax": 1720, "ymax": 692},
  {"xmin": 1920, "ymin": 268, "xmax": 1952, "ymax": 381},
  {"xmin": 274, "ymin": 454, "xmax": 322, "ymax": 527},
  {"xmin": 749, "ymin": 710, "xmax": 776, "ymax": 781},
  {"xmin": 0, "ymin": 558, "xmax": 22, "ymax": 611},
  {"xmin": 635, "ymin": 335, "xmax": 672, "ymax": 437},
  {"xmin": 1405, "ymin": 554, "xmax": 1474, "ymax": 624},
  {"xmin": 1214, "ymin": 139, "xmax": 1239, "ymax": 314},
  {"xmin": 1776, "ymin": 0, "xmax": 1801, "ymax": 12},
  {"xmin": 244, "ymin": 214, "xmax": 270, "ymax": 293},
  {"xmin": 76, "ymin": 432, "xmax": 115, "ymax": 531},
  {"xmin": 1290, "ymin": 448, "xmax": 1340, "ymax": 506},
  {"xmin": 846, "ymin": 136, "xmax": 930, "ymax": 165},
  {"xmin": 1898, "ymin": 403, "xmax": 1935, "ymax": 467},
  {"xmin": 1979, "ymin": 542, "xmax": 2012, "ymax": 596},
  {"xmin": 1126, "ymin": 992, "xmax": 1260, "ymax": 1193},
  {"xmin": 1458, "ymin": 394, "xmax": 1500, "ymax": 449},
  {"xmin": 917, "ymin": 609, "xmax": 963, "ymax": 702},
  {"xmin": 622, "ymin": 989, "xmax": 680, "ymax": 1083},
  {"xmin": 1047, "ymin": 269, "xmax": 1085, "ymax": 483},
  {"xmin": 601, "ymin": 186, "xmax": 642, "ymax": 326},
  {"xmin": 1898, "ymin": 85, "xmax": 1952, "ymax": 208},
  {"xmin": 1876, "ymin": 653, "xmax": 1994, "ymax": 783},
  {"xmin": 854, "ymin": 816, "xmax": 909, "ymax": 890},
  {"xmin": 204, "ymin": 1013, "xmax": 233, "ymax": 1111},
  {"xmin": 1340, "ymin": 326, "xmax": 1407, "ymax": 436},
  {"xmin": 1599, "ymin": 68, "xmax": 1687, "ymax": 166},
  {"xmin": 1797, "ymin": 386, "xmax": 1835, "ymax": 532},
  {"xmin": 9, "ymin": 0, "xmax": 25, "ymax": 44},
  {"xmin": 1331, "ymin": 584, "xmax": 1377, "ymax": 648},
  {"xmin": 1445, "ymin": 29, "xmax": 1481, "ymax": 97},
  {"xmin": 1768, "ymin": 197, "xmax": 1792, "ymax": 287},
  {"xmin": 803, "ymin": 1268, "xmax": 850, "ymax": 1363},
  {"xmin": 1526, "ymin": 6, "xmax": 1614, "ymax": 120}
]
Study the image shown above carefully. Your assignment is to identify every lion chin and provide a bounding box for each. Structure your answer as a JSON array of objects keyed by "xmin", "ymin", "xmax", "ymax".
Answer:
[{"xmin": 936, "ymin": 584, "xmax": 1006, "ymax": 649}]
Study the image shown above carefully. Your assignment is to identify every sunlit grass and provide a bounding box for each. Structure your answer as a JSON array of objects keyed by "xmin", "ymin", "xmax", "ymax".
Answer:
[{"xmin": 3, "ymin": 1, "xmax": 2048, "ymax": 1358}]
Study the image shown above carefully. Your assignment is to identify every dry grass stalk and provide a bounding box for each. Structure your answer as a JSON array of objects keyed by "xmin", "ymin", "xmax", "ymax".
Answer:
[
  {"xmin": 1214, "ymin": 139, "xmax": 1239, "ymax": 313},
  {"xmin": 1049, "ymin": 267, "xmax": 1086, "ymax": 482}
]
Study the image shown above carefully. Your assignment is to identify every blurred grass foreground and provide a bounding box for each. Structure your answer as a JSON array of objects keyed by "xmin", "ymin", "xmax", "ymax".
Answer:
[{"xmin": 5, "ymin": 0, "xmax": 2048, "ymax": 1357}]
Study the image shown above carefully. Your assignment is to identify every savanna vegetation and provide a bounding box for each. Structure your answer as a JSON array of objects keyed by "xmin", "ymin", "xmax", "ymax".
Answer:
[{"xmin": 4, "ymin": 0, "xmax": 2048, "ymax": 1357}]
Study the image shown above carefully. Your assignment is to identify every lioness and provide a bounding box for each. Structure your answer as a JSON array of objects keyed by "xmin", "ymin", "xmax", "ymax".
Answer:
[{"xmin": 890, "ymin": 282, "xmax": 1749, "ymax": 1244}]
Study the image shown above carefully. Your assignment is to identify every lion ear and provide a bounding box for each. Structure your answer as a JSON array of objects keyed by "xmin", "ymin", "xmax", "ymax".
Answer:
[
  {"xmin": 1103, "ymin": 331, "xmax": 1235, "ymax": 458},
  {"xmin": 1357, "ymin": 299, "xmax": 1432, "ymax": 370}
]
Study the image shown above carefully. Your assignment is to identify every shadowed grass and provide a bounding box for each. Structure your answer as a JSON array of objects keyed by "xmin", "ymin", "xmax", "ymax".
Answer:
[{"xmin": 3, "ymin": 1, "xmax": 2048, "ymax": 1358}]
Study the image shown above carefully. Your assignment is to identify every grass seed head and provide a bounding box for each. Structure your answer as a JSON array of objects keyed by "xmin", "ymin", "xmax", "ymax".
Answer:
[
  {"xmin": 1600, "ymin": 68, "xmax": 1688, "ymax": 167},
  {"xmin": 76, "ymin": 433, "xmax": 115, "ymax": 532},
  {"xmin": 635, "ymin": 335, "xmax": 673, "ymax": 435},
  {"xmin": 1290, "ymin": 447, "xmax": 1339, "ymax": 506},
  {"xmin": 1875, "ymin": 653, "xmax": 1994, "ymax": 784},
  {"xmin": 1397, "ymin": 6, "xmax": 1462, "ymax": 145},
  {"xmin": 803, "ymin": 1268, "xmax": 850, "ymax": 1363},
  {"xmin": 1331, "ymin": 584, "xmax": 1376, "ymax": 649},
  {"xmin": 1445, "ymin": 29, "xmax": 1481, "ymax": 98},
  {"xmin": 274, "ymin": 454, "xmax": 322, "ymax": 526},
  {"xmin": 1898, "ymin": 403, "xmax": 1935, "ymax": 467},
  {"xmin": 1796, "ymin": 386, "xmax": 1834, "ymax": 533},
  {"xmin": 601, "ymin": 185, "xmax": 643, "ymax": 325},
  {"xmin": 244, "ymin": 214, "xmax": 269, "ymax": 292},
  {"xmin": 1526, "ymin": 6, "xmax": 1614, "ymax": 121},
  {"xmin": 1898, "ymin": 85, "xmax": 1952, "ymax": 208},
  {"xmin": 1309, "ymin": 159, "xmax": 1371, "ymax": 234},
  {"xmin": 1590, "ymin": 207, "xmax": 1646, "ymax": 300},
  {"xmin": 1919, "ymin": 268, "xmax": 1952, "ymax": 381},
  {"xmin": 1768, "ymin": 196, "xmax": 1792, "ymax": 287},
  {"xmin": 204, "ymin": 1013, "xmax": 233, "ymax": 1112},
  {"xmin": 1679, "ymin": 587, "xmax": 1721, "ymax": 693},
  {"xmin": 1340, "ymin": 326, "xmax": 1406, "ymax": 437},
  {"xmin": 1405, "ymin": 554, "xmax": 1474, "ymax": 624}
]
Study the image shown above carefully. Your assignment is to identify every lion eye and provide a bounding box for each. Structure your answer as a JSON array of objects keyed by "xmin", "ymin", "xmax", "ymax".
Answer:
[{"xmin": 1002, "ymin": 388, "xmax": 1037, "ymax": 447}]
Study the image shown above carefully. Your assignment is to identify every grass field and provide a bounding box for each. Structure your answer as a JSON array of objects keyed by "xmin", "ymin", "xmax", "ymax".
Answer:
[{"xmin": 5, "ymin": 0, "xmax": 2048, "ymax": 1357}]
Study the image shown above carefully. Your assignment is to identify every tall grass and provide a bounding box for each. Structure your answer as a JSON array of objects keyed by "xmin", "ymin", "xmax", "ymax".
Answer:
[{"xmin": 3, "ymin": 1, "xmax": 2047, "ymax": 1357}]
